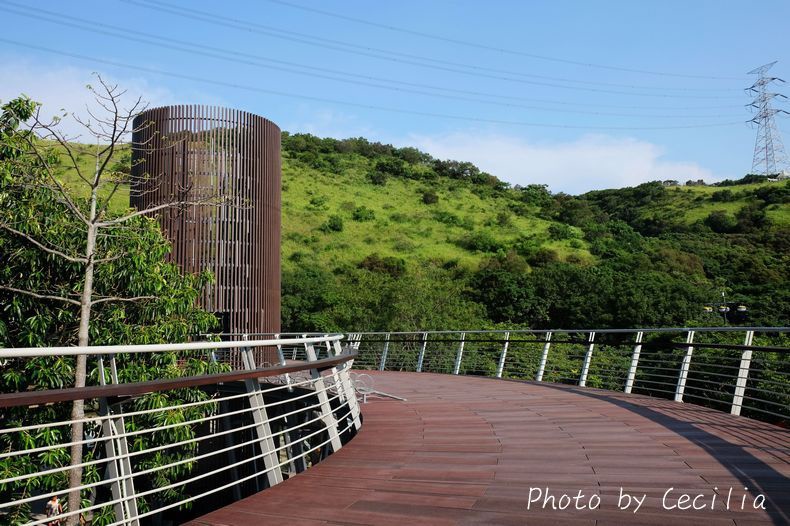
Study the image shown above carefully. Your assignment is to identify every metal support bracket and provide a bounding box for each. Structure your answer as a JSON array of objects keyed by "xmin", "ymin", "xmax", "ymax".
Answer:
[
  {"xmin": 578, "ymin": 332, "xmax": 596, "ymax": 387},
  {"xmin": 416, "ymin": 332, "xmax": 428, "ymax": 373},
  {"xmin": 535, "ymin": 332, "xmax": 552, "ymax": 382},
  {"xmin": 731, "ymin": 330, "xmax": 755, "ymax": 416},
  {"xmin": 98, "ymin": 355, "xmax": 139, "ymax": 526},
  {"xmin": 241, "ymin": 347, "xmax": 283, "ymax": 487},
  {"xmin": 304, "ymin": 343, "xmax": 343, "ymax": 453},
  {"xmin": 624, "ymin": 331, "xmax": 644, "ymax": 394},
  {"xmin": 496, "ymin": 332, "xmax": 510, "ymax": 378},
  {"xmin": 378, "ymin": 333, "xmax": 390, "ymax": 371},
  {"xmin": 453, "ymin": 332, "xmax": 466, "ymax": 375},
  {"xmin": 674, "ymin": 331, "xmax": 696, "ymax": 402}
]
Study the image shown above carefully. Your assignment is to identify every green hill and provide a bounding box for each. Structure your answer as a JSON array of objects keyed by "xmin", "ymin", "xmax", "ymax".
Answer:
[{"xmin": 53, "ymin": 133, "xmax": 789, "ymax": 331}]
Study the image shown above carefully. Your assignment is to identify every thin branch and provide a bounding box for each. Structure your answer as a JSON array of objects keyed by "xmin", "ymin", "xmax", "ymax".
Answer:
[
  {"xmin": 0, "ymin": 285, "xmax": 81, "ymax": 305},
  {"xmin": 97, "ymin": 195, "xmax": 229, "ymax": 227},
  {"xmin": 0, "ymin": 224, "xmax": 86, "ymax": 263},
  {"xmin": 19, "ymin": 115, "xmax": 89, "ymax": 225},
  {"xmin": 93, "ymin": 254, "xmax": 125, "ymax": 264},
  {"xmin": 91, "ymin": 295, "xmax": 157, "ymax": 305}
]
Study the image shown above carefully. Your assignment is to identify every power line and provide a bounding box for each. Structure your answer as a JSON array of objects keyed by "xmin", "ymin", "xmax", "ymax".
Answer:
[
  {"xmin": 0, "ymin": 38, "xmax": 745, "ymax": 131},
  {"xmin": 263, "ymin": 0, "xmax": 744, "ymax": 81},
  {"xmin": 0, "ymin": 2, "xmax": 746, "ymax": 120},
  {"xmin": 118, "ymin": 0, "xmax": 745, "ymax": 98}
]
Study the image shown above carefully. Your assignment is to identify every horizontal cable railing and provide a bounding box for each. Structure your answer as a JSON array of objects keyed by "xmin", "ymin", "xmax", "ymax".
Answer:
[
  {"xmin": 240, "ymin": 328, "xmax": 789, "ymax": 425},
  {"xmin": 0, "ymin": 335, "xmax": 361, "ymax": 526}
]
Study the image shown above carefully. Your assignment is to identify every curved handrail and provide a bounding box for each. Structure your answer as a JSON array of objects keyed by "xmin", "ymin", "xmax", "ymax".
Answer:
[
  {"xmin": 0, "ymin": 334, "xmax": 344, "ymax": 358},
  {"xmin": 314, "ymin": 328, "xmax": 788, "ymax": 424},
  {"xmin": 0, "ymin": 351, "xmax": 356, "ymax": 408},
  {"xmin": 0, "ymin": 334, "xmax": 362, "ymax": 526}
]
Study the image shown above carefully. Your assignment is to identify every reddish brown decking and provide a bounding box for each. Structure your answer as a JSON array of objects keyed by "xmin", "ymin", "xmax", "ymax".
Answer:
[{"xmin": 186, "ymin": 371, "xmax": 790, "ymax": 525}]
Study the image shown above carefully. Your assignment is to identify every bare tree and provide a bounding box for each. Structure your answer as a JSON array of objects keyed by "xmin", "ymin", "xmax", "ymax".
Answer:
[{"xmin": 0, "ymin": 77, "xmax": 226, "ymax": 524}]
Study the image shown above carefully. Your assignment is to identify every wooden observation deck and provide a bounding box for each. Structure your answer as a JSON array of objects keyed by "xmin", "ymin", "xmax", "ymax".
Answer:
[{"xmin": 187, "ymin": 371, "xmax": 789, "ymax": 525}]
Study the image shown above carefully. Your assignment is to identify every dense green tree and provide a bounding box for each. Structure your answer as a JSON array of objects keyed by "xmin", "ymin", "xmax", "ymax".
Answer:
[{"xmin": 0, "ymin": 90, "xmax": 221, "ymax": 523}]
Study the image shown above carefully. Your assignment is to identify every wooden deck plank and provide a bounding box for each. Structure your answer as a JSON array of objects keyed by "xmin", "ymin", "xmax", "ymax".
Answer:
[{"xmin": 185, "ymin": 372, "xmax": 789, "ymax": 525}]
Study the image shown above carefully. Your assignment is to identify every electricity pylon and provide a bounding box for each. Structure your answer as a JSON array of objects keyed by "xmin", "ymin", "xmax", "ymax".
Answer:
[{"xmin": 747, "ymin": 62, "xmax": 789, "ymax": 176}]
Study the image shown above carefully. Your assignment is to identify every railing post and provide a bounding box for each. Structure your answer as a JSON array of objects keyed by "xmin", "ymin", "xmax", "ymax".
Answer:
[
  {"xmin": 97, "ymin": 356, "xmax": 139, "ymax": 525},
  {"xmin": 453, "ymin": 332, "xmax": 466, "ymax": 375},
  {"xmin": 333, "ymin": 340, "xmax": 362, "ymax": 431},
  {"xmin": 240, "ymin": 346, "xmax": 284, "ymax": 487},
  {"xmin": 378, "ymin": 333, "xmax": 390, "ymax": 371},
  {"xmin": 731, "ymin": 330, "xmax": 755, "ymax": 416},
  {"xmin": 416, "ymin": 332, "xmax": 428, "ymax": 372},
  {"xmin": 274, "ymin": 332, "xmax": 294, "ymax": 391},
  {"xmin": 496, "ymin": 332, "xmax": 510, "ymax": 378},
  {"xmin": 304, "ymin": 342, "xmax": 344, "ymax": 452},
  {"xmin": 535, "ymin": 332, "xmax": 552, "ymax": 382},
  {"xmin": 578, "ymin": 332, "xmax": 596, "ymax": 387},
  {"xmin": 624, "ymin": 331, "xmax": 644, "ymax": 394},
  {"xmin": 674, "ymin": 330, "xmax": 696, "ymax": 402}
]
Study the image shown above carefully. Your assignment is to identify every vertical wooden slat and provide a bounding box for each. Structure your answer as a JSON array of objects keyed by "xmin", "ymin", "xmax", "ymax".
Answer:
[{"xmin": 131, "ymin": 105, "xmax": 281, "ymax": 360}]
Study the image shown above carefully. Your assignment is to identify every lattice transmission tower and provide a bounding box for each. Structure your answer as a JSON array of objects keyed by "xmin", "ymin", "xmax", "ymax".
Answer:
[{"xmin": 747, "ymin": 62, "xmax": 790, "ymax": 176}]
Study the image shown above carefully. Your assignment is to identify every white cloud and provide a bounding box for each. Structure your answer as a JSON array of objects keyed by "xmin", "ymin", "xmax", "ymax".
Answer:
[
  {"xmin": 282, "ymin": 105, "xmax": 378, "ymax": 139},
  {"xmin": 0, "ymin": 60, "xmax": 225, "ymax": 140},
  {"xmin": 405, "ymin": 132, "xmax": 718, "ymax": 194}
]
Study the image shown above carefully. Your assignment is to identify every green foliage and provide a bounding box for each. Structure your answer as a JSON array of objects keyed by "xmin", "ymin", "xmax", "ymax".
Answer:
[
  {"xmin": 320, "ymin": 214, "xmax": 344, "ymax": 233},
  {"xmin": 358, "ymin": 253, "xmax": 406, "ymax": 278},
  {"xmin": 0, "ymin": 95, "xmax": 221, "ymax": 522},
  {"xmin": 547, "ymin": 223, "xmax": 575, "ymax": 240},
  {"xmin": 704, "ymin": 210, "xmax": 737, "ymax": 233},
  {"xmin": 351, "ymin": 206, "xmax": 375, "ymax": 222},
  {"xmin": 39, "ymin": 126, "xmax": 790, "ymax": 331},
  {"xmin": 456, "ymin": 230, "xmax": 505, "ymax": 253},
  {"xmin": 421, "ymin": 190, "xmax": 439, "ymax": 204}
]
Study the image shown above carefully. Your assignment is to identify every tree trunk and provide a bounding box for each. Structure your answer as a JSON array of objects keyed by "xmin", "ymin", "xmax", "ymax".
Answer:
[{"xmin": 67, "ymin": 222, "xmax": 95, "ymax": 525}]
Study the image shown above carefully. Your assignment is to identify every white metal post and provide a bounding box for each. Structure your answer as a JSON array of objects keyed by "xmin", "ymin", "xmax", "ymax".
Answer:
[
  {"xmin": 453, "ymin": 332, "xmax": 466, "ymax": 375},
  {"xmin": 416, "ymin": 332, "xmax": 428, "ymax": 372},
  {"xmin": 304, "ymin": 343, "xmax": 344, "ymax": 452},
  {"xmin": 496, "ymin": 332, "xmax": 510, "ymax": 378},
  {"xmin": 624, "ymin": 331, "xmax": 644, "ymax": 394},
  {"xmin": 535, "ymin": 332, "xmax": 552, "ymax": 382},
  {"xmin": 333, "ymin": 340, "xmax": 362, "ymax": 431},
  {"xmin": 578, "ymin": 332, "xmax": 596, "ymax": 387},
  {"xmin": 97, "ymin": 357, "xmax": 140, "ymax": 525},
  {"xmin": 378, "ymin": 333, "xmax": 390, "ymax": 371},
  {"xmin": 731, "ymin": 330, "xmax": 755, "ymax": 416},
  {"xmin": 241, "ymin": 347, "xmax": 284, "ymax": 487},
  {"xmin": 674, "ymin": 331, "xmax": 696, "ymax": 402}
]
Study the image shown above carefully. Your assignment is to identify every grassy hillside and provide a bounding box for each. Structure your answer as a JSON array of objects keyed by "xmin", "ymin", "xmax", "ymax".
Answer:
[
  {"xmin": 280, "ymin": 150, "xmax": 591, "ymax": 272},
  {"xmin": 50, "ymin": 132, "xmax": 789, "ymax": 330}
]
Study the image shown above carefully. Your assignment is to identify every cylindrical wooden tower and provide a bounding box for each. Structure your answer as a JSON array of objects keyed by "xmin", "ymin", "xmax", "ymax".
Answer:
[{"xmin": 131, "ymin": 105, "xmax": 281, "ymax": 347}]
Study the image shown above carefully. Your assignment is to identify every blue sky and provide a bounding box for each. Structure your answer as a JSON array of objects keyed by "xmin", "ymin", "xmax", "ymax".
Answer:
[{"xmin": 1, "ymin": 0, "xmax": 788, "ymax": 193}]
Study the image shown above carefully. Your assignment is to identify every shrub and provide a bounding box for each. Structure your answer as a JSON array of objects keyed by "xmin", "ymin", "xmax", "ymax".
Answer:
[
  {"xmin": 358, "ymin": 253, "xmax": 407, "ymax": 278},
  {"xmin": 528, "ymin": 248, "xmax": 559, "ymax": 267},
  {"xmin": 495, "ymin": 211, "xmax": 511, "ymax": 227},
  {"xmin": 456, "ymin": 231, "xmax": 505, "ymax": 253},
  {"xmin": 352, "ymin": 206, "xmax": 375, "ymax": 221},
  {"xmin": 548, "ymin": 223, "xmax": 575, "ymax": 240},
  {"xmin": 422, "ymin": 190, "xmax": 439, "ymax": 204},
  {"xmin": 307, "ymin": 195, "xmax": 328, "ymax": 210},
  {"xmin": 711, "ymin": 189, "xmax": 737, "ymax": 202},
  {"xmin": 368, "ymin": 171, "xmax": 388, "ymax": 185},
  {"xmin": 703, "ymin": 210, "xmax": 737, "ymax": 233},
  {"xmin": 320, "ymin": 215, "xmax": 344, "ymax": 233}
]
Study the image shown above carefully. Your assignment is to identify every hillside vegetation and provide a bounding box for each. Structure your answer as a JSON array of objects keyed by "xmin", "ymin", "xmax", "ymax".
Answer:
[{"xmin": 55, "ymin": 133, "xmax": 789, "ymax": 331}]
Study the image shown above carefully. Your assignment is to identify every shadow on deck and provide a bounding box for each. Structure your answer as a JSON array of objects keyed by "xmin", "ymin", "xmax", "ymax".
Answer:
[{"xmin": 186, "ymin": 371, "xmax": 790, "ymax": 526}]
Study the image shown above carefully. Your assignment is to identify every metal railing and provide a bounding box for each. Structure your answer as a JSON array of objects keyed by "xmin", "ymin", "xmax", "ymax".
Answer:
[
  {"xmin": 0, "ymin": 335, "xmax": 360, "ymax": 526},
  {"xmin": 248, "ymin": 328, "xmax": 789, "ymax": 424}
]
